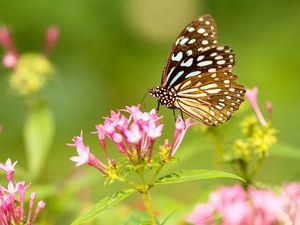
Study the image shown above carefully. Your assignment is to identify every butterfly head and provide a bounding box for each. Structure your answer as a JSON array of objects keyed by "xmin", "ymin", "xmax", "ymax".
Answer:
[{"xmin": 149, "ymin": 86, "xmax": 176, "ymax": 108}]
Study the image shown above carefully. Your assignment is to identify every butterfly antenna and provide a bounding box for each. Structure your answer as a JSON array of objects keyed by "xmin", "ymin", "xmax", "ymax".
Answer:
[
  {"xmin": 123, "ymin": 88, "xmax": 149, "ymax": 107},
  {"xmin": 141, "ymin": 89, "xmax": 151, "ymax": 110}
]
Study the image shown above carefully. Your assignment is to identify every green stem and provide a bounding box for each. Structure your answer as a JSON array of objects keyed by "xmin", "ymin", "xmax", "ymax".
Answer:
[
  {"xmin": 209, "ymin": 128, "xmax": 224, "ymax": 169},
  {"xmin": 149, "ymin": 164, "xmax": 164, "ymax": 184},
  {"xmin": 117, "ymin": 177, "xmax": 139, "ymax": 189},
  {"xmin": 142, "ymin": 190, "xmax": 156, "ymax": 225},
  {"xmin": 250, "ymin": 156, "xmax": 265, "ymax": 178}
]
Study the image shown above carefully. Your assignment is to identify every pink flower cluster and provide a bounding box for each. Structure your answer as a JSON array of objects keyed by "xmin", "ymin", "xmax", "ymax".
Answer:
[
  {"xmin": 0, "ymin": 159, "xmax": 45, "ymax": 225},
  {"xmin": 0, "ymin": 26, "xmax": 59, "ymax": 68},
  {"xmin": 68, "ymin": 105, "xmax": 192, "ymax": 175},
  {"xmin": 187, "ymin": 184, "xmax": 300, "ymax": 225}
]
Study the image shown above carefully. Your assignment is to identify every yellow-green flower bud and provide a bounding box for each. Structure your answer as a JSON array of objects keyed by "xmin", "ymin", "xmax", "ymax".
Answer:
[{"xmin": 10, "ymin": 53, "xmax": 53, "ymax": 95}]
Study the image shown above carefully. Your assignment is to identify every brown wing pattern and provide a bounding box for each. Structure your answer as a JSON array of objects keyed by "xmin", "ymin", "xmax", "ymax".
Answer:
[
  {"xmin": 173, "ymin": 71, "xmax": 245, "ymax": 126},
  {"xmin": 162, "ymin": 15, "xmax": 218, "ymax": 86}
]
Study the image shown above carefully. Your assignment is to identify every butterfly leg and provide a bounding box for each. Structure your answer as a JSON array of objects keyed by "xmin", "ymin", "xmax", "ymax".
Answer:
[
  {"xmin": 180, "ymin": 109, "xmax": 185, "ymax": 120},
  {"xmin": 180, "ymin": 109, "xmax": 187, "ymax": 128},
  {"xmin": 173, "ymin": 109, "xmax": 176, "ymax": 122},
  {"xmin": 156, "ymin": 102, "xmax": 160, "ymax": 112}
]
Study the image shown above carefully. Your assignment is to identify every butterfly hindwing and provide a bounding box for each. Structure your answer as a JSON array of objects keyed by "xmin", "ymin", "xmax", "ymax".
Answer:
[{"xmin": 173, "ymin": 71, "xmax": 245, "ymax": 126}]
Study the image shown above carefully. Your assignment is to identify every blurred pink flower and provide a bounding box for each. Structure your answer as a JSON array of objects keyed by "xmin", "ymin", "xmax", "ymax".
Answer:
[
  {"xmin": 0, "ymin": 26, "xmax": 59, "ymax": 69},
  {"xmin": 187, "ymin": 183, "xmax": 300, "ymax": 225},
  {"xmin": 266, "ymin": 100, "xmax": 273, "ymax": 119},
  {"xmin": 245, "ymin": 87, "xmax": 267, "ymax": 126},
  {"xmin": 250, "ymin": 188, "xmax": 284, "ymax": 224},
  {"xmin": 187, "ymin": 204, "xmax": 215, "ymax": 225},
  {"xmin": 0, "ymin": 159, "xmax": 45, "ymax": 225},
  {"xmin": 44, "ymin": 26, "xmax": 59, "ymax": 56}
]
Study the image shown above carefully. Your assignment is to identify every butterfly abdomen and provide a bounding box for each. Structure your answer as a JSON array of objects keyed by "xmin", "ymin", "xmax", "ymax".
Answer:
[{"xmin": 150, "ymin": 87, "xmax": 177, "ymax": 108}]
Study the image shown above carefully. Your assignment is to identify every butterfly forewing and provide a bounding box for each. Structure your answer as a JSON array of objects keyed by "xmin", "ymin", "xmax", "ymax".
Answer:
[
  {"xmin": 162, "ymin": 15, "xmax": 218, "ymax": 86},
  {"xmin": 165, "ymin": 45, "xmax": 235, "ymax": 87}
]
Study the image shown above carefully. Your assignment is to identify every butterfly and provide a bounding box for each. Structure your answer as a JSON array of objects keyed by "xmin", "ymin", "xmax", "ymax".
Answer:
[{"xmin": 149, "ymin": 15, "xmax": 245, "ymax": 126}]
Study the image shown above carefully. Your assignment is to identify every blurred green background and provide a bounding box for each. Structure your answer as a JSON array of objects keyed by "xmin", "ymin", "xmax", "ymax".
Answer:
[{"xmin": 0, "ymin": 0, "xmax": 299, "ymax": 224}]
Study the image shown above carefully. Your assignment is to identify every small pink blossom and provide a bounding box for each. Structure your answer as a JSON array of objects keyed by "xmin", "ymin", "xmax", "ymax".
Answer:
[
  {"xmin": 0, "ymin": 27, "xmax": 19, "ymax": 58},
  {"xmin": 125, "ymin": 123, "xmax": 143, "ymax": 144},
  {"xmin": 0, "ymin": 158, "xmax": 17, "ymax": 182},
  {"xmin": 245, "ymin": 87, "xmax": 267, "ymax": 126},
  {"xmin": 44, "ymin": 26, "xmax": 59, "ymax": 56},
  {"xmin": 0, "ymin": 159, "xmax": 45, "ymax": 225},
  {"xmin": 67, "ymin": 131, "xmax": 108, "ymax": 174},
  {"xmin": 2, "ymin": 52, "xmax": 18, "ymax": 68},
  {"xmin": 169, "ymin": 117, "xmax": 192, "ymax": 157},
  {"xmin": 266, "ymin": 100, "xmax": 272, "ymax": 119}
]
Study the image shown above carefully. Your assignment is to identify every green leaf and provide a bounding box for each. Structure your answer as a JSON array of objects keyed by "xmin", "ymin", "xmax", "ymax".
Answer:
[
  {"xmin": 71, "ymin": 189, "xmax": 137, "ymax": 225},
  {"xmin": 160, "ymin": 210, "xmax": 176, "ymax": 225},
  {"xmin": 24, "ymin": 104, "xmax": 55, "ymax": 179},
  {"xmin": 124, "ymin": 209, "xmax": 152, "ymax": 225},
  {"xmin": 155, "ymin": 169, "xmax": 245, "ymax": 185}
]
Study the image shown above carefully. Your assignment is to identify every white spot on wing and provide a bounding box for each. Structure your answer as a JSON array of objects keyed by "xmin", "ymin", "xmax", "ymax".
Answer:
[
  {"xmin": 180, "ymin": 58, "xmax": 193, "ymax": 67},
  {"xmin": 198, "ymin": 60, "xmax": 212, "ymax": 67},
  {"xmin": 217, "ymin": 60, "xmax": 226, "ymax": 65},
  {"xmin": 169, "ymin": 71, "xmax": 184, "ymax": 86},
  {"xmin": 197, "ymin": 28, "xmax": 205, "ymax": 34},
  {"xmin": 197, "ymin": 55, "xmax": 205, "ymax": 61},
  {"xmin": 201, "ymin": 83, "xmax": 218, "ymax": 90},
  {"xmin": 186, "ymin": 71, "xmax": 201, "ymax": 78},
  {"xmin": 188, "ymin": 39, "xmax": 196, "ymax": 44},
  {"xmin": 180, "ymin": 37, "xmax": 189, "ymax": 45},
  {"xmin": 187, "ymin": 27, "xmax": 195, "ymax": 32},
  {"xmin": 202, "ymin": 40, "xmax": 209, "ymax": 45},
  {"xmin": 206, "ymin": 89, "xmax": 221, "ymax": 94},
  {"xmin": 171, "ymin": 52, "xmax": 183, "ymax": 62}
]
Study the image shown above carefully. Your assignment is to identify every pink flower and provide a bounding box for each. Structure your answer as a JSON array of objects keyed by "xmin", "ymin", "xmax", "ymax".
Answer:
[
  {"xmin": 44, "ymin": 26, "xmax": 59, "ymax": 56},
  {"xmin": 125, "ymin": 123, "xmax": 143, "ymax": 144},
  {"xmin": 0, "ymin": 27, "xmax": 19, "ymax": 67},
  {"xmin": 222, "ymin": 201, "xmax": 252, "ymax": 225},
  {"xmin": 67, "ymin": 131, "xmax": 108, "ymax": 174},
  {"xmin": 245, "ymin": 87, "xmax": 267, "ymax": 126},
  {"xmin": 0, "ymin": 159, "xmax": 45, "ymax": 225},
  {"xmin": 169, "ymin": 117, "xmax": 192, "ymax": 157},
  {"xmin": 0, "ymin": 26, "xmax": 59, "ymax": 69},
  {"xmin": 0, "ymin": 158, "xmax": 17, "ymax": 182},
  {"xmin": 266, "ymin": 100, "xmax": 272, "ymax": 119},
  {"xmin": 250, "ymin": 188, "xmax": 284, "ymax": 224},
  {"xmin": 68, "ymin": 105, "xmax": 192, "ymax": 174},
  {"xmin": 187, "ymin": 204, "xmax": 215, "ymax": 225},
  {"xmin": 187, "ymin": 184, "xmax": 300, "ymax": 225},
  {"xmin": 209, "ymin": 185, "xmax": 247, "ymax": 212},
  {"xmin": 2, "ymin": 52, "xmax": 18, "ymax": 68}
]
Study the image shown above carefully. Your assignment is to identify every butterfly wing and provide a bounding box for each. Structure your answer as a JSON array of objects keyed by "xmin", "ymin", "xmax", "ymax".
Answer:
[
  {"xmin": 173, "ymin": 71, "xmax": 245, "ymax": 126},
  {"xmin": 162, "ymin": 15, "xmax": 220, "ymax": 87}
]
